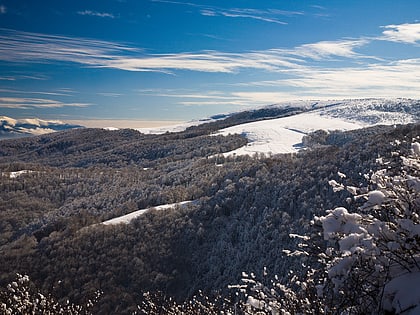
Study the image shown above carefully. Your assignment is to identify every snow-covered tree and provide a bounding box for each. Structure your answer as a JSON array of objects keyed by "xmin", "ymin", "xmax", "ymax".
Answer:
[
  {"xmin": 235, "ymin": 140, "xmax": 420, "ymax": 314},
  {"xmin": 0, "ymin": 274, "xmax": 99, "ymax": 315}
]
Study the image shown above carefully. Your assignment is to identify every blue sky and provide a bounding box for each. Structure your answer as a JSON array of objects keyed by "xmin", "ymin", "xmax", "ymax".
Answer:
[{"xmin": 0, "ymin": 0, "xmax": 419, "ymax": 123}]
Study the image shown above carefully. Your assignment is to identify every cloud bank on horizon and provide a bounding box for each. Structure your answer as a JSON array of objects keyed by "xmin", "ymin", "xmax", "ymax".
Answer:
[{"xmin": 0, "ymin": 0, "xmax": 419, "ymax": 121}]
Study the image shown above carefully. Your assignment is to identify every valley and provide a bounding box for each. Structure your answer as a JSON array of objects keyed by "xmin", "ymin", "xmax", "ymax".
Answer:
[{"xmin": 0, "ymin": 99, "xmax": 419, "ymax": 314}]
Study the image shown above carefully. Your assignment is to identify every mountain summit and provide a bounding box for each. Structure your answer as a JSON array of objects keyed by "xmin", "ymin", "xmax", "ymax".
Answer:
[{"xmin": 0, "ymin": 116, "xmax": 83, "ymax": 139}]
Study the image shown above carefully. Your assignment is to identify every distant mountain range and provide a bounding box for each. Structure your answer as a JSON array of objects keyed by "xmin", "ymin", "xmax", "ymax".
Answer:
[
  {"xmin": 1, "ymin": 98, "xmax": 418, "ymax": 141},
  {"xmin": 0, "ymin": 116, "xmax": 83, "ymax": 139}
]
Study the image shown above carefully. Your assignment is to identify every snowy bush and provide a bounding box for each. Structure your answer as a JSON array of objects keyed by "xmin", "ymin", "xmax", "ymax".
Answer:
[
  {"xmin": 137, "ymin": 290, "xmax": 242, "ymax": 314},
  {"xmin": 235, "ymin": 141, "xmax": 420, "ymax": 314},
  {"xmin": 0, "ymin": 273, "xmax": 100, "ymax": 315}
]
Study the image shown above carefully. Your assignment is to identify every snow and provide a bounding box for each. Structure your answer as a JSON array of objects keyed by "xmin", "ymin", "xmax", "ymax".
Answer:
[
  {"xmin": 412, "ymin": 142, "xmax": 420, "ymax": 155},
  {"xmin": 319, "ymin": 207, "xmax": 365, "ymax": 240},
  {"xmin": 212, "ymin": 98, "xmax": 419, "ymax": 157},
  {"xmin": 329, "ymin": 179, "xmax": 345, "ymax": 192},
  {"xmin": 216, "ymin": 112, "xmax": 364, "ymax": 156},
  {"xmin": 382, "ymin": 272, "xmax": 420, "ymax": 314},
  {"xmin": 0, "ymin": 116, "xmax": 81, "ymax": 138},
  {"xmin": 363, "ymin": 190, "xmax": 386, "ymax": 208},
  {"xmin": 3, "ymin": 170, "xmax": 35, "ymax": 178},
  {"xmin": 101, "ymin": 201, "xmax": 194, "ymax": 225},
  {"xmin": 246, "ymin": 296, "xmax": 265, "ymax": 310}
]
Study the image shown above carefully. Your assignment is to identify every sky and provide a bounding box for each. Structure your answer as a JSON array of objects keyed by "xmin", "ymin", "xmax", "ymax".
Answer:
[{"xmin": 0, "ymin": 0, "xmax": 419, "ymax": 124}]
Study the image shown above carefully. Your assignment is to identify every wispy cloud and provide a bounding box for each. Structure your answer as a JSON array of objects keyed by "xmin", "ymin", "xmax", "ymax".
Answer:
[
  {"xmin": 137, "ymin": 89, "xmax": 302, "ymax": 107},
  {"xmin": 77, "ymin": 10, "xmax": 115, "ymax": 19},
  {"xmin": 311, "ymin": 5, "xmax": 327, "ymax": 10},
  {"xmin": 0, "ymin": 76, "xmax": 15, "ymax": 81},
  {"xmin": 0, "ymin": 28, "xmax": 304, "ymax": 73},
  {"xmin": 294, "ymin": 39, "xmax": 368, "ymax": 60},
  {"xmin": 7, "ymin": 23, "xmax": 385, "ymax": 76},
  {"xmin": 288, "ymin": 59, "xmax": 420, "ymax": 94},
  {"xmin": 1, "ymin": 28, "xmax": 367, "ymax": 74},
  {"xmin": 137, "ymin": 89, "xmax": 244, "ymax": 106},
  {"xmin": 0, "ymin": 28, "xmax": 139, "ymax": 66},
  {"xmin": 0, "ymin": 87, "xmax": 90, "ymax": 109},
  {"xmin": 0, "ymin": 88, "xmax": 75, "ymax": 97},
  {"xmin": 151, "ymin": 0, "xmax": 302, "ymax": 24},
  {"xmin": 97, "ymin": 92, "xmax": 122, "ymax": 97},
  {"xmin": 1, "ymin": 23, "xmax": 420, "ymax": 105},
  {"xmin": 0, "ymin": 5, "xmax": 6, "ymax": 14},
  {"xmin": 199, "ymin": 8, "xmax": 301, "ymax": 25},
  {"xmin": 0, "ymin": 97, "xmax": 90, "ymax": 109},
  {"xmin": 381, "ymin": 23, "xmax": 420, "ymax": 44},
  {"xmin": 0, "ymin": 74, "xmax": 48, "ymax": 81},
  {"xmin": 100, "ymin": 50, "xmax": 303, "ymax": 73},
  {"xmin": 237, "ymin": 58, "xmax": 420, "ymax": 100}
]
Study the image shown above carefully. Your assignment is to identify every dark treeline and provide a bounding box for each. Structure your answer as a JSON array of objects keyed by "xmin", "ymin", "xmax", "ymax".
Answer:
[{"xmin": 0, "ymin": 122, "xmax": 418, "ymax": 314}]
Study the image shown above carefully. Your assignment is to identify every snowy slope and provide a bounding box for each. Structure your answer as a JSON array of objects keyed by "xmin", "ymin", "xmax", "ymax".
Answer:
[
  {"xmin": 216, "ymin": 112, "xmax": 365, "ymax": 156},
  {"xmin": 101, "ymin": 201, "xmax": 194, "ymax": 225},
  {"xmin": 215, "ymin": 98, "xmax": 419, "ymax": 156}
]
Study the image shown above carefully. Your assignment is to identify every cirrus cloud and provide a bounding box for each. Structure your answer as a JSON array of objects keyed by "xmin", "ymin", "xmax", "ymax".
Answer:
[
  {"xmin": 294, "ymin": 39, "xmax": 369, "ymax": 60},
  {"xmin": 77, "ymin": 10, "xmax": 115, "ymax": 19},
  {"xmin": 0, "ymin": 28, "xmax": 367, "ymax": 74},
  {"xmin": 150, "ymin": 0, "xmax": 302, "ymax": 25},
  {"xmin": 0, "ymin": 97, "xmax": 90, "ymax": 109},
  {"xmin": 381, "ymin": 23, "xmax": 420, "ymax": 43},
  {"xmin": 1, "ymin": 22, "xmax": 420, "ymax": 108}
]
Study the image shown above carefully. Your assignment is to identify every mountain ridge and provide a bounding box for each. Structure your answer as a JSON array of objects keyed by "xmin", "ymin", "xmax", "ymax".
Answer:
[
  {"xmin": 0, "ymin": 116, "xmax": 83, "ymax": 139},
  {"xmin": 0, "ymin": 107, "xmax": 418, "ymax": 313}
]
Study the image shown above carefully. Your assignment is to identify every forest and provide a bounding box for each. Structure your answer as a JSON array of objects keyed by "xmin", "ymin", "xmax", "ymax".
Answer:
[{"xmin": 0, "ymin": 112, "xmax": 419, "ymax": 313}]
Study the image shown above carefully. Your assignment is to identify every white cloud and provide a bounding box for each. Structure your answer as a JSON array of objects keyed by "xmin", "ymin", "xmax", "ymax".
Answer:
[
  {"xmin": 151, "ymin": 0, "xmax": 302, "ymax": 24},
  {"xmin": 137, "ymin": 89, "xmax": 251, "ymax": 106},
  {"xmin": 200, "ymin": 10, "xmax": 217, "ymax": 17},
  {"xmin": 0, "ymin": 5, "xmax": 6, "ymax": 14},
  {"xmin": 1, "ymin": 25, "xmax": 420, "ymax": 105},
  {"xmin": 240, "ymin": 59, "xmax": 420, "ymax": 100},
  {"xmin": 0, "ymin": 30, "xmax": 305, "ymax": 73},
  {"xmin": 0, "ymin": 74, "xmax": 47, "ymax": 81},
  {"xmin": 231, "ymin": 92, "xmax": 299, "ymax": 104},
  {"xmin": 0, "ymin": 97, "xmax": 90, "ymax": 109},
  {"xmin": 295, "ymin": 39, "xmax": 368, "ymax": 59},
  {"xmin": 77, "ymin": 10, "xmax": 115, "ymax": 18},
  {"xmin": 102, "ymin": 50, "xmax": 303, "ymax": 73},
  {"xmin": 137, "ymin": 89, "xmax": 301, "ymax": 107},
  {"xmin": 381, "ymin": 23, "xmax": 420, "ymax": 44},
  {"xmin": 199, "ymin": 6, "xmax": 305, "ymax": 25},
  {"xmin": 0, "ymin": 28, "xmax": 139, "ymax": 65},
  {"xmin": 0, "ymin": 76, "xmax": 15, "ymax": 81},
  {"xmin": 0, "ymin": 88, "xmax": 72, "ymax": 97},
  {"xmin": 97, "ymin": 92, "xmax": 122, "ymax": 97}
]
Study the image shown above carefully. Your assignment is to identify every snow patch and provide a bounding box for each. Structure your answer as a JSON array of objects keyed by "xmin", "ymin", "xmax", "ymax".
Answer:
[
  {"xmin": 2, "ymin": 170, "xmax": 35, "ymax": 178},
  {"xmin": 383, "ymin": 272, "xmax": 420, "ymax": 314},
  {"xmin": 101, "ymin": 201, "xmax": 194, "ymax": 225}
]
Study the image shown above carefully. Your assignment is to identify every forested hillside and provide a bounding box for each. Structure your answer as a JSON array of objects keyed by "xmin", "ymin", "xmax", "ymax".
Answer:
[{"xmin": 0, "ymin": 119, "xmax": 419, "ymax": 313}]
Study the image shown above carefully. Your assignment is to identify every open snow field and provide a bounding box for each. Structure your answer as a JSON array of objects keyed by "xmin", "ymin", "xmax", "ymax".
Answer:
[{"xmin": 215, "ymin": 112, "xmax": 365, "ymax": 156}]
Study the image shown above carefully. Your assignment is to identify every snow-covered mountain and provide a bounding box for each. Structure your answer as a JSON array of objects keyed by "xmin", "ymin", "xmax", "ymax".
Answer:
[
  {"xmin": 215, "ymin": 98, "xmax": 419, "ymax": 156},
  {"xmin": 0, "ymin": 116, "xmax": 83, "ymax": 139},
  {"xmin": 2, "ymin": 98, "xmax": 418, "ymax": 148}
]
